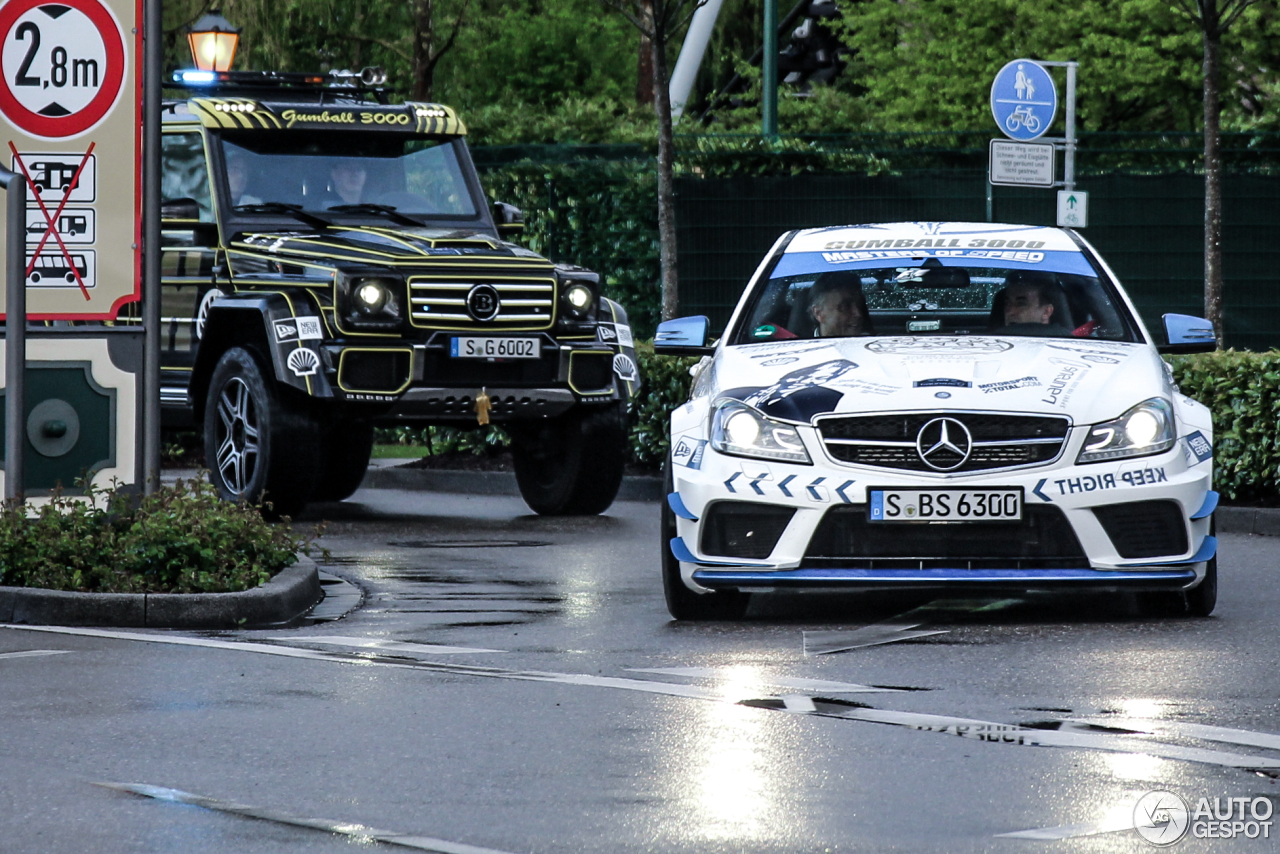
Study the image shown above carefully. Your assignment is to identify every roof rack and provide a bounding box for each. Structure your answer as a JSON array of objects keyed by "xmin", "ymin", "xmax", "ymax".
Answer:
[{"xmin": 169, "ymin": 67, "xmax": 392, "ymax": 104}]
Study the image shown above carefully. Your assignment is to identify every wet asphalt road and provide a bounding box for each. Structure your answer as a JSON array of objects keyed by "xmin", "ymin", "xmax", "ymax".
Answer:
[{"xmin": 3, "ymin": 486, "xmax": 1280, "ymax": 853}]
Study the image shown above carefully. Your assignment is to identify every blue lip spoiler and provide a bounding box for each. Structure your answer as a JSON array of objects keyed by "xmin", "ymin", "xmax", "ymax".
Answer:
[{"xmin": 691, "ymin": 567, "xmax": 1199, "ymax": 590}]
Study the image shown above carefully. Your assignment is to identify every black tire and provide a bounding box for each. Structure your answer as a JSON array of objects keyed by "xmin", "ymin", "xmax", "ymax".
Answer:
[
  {"xmin": 512, "ymin": 402, "xmax": 627, "ymax": 515},
  {"xmin": 1186, "ymin": 557, "xmax": 1218, "ymax": 617},
  {"xmin": 203, "ymin": 347, "xmax": 320, "ymax": 517},
  {"xmin": 312, "ymin": 419, "xmax": 375, "ymax": 502},
  {"xmin": 661, "ymin": 455, "xmax": 750, "ymax": 621}
]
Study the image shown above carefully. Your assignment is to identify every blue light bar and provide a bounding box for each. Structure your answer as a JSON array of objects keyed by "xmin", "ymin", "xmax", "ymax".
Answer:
[{"xmin": 177, "ymin": 70, "xmax": 217, "ymax": 85}]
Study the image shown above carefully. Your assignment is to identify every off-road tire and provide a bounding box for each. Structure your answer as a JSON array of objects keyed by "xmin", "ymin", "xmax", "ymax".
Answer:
[
  {"xmin": 661, "ymin": 454, "xmax": 750, "ymax": 621},
  {"xmin": 512, "ymin": 402, "xmax": 627, "ymax": 515},
  {"xmin": 312, "ymin": 418, "xmax": 375, "ymax": 502},
  {"xmin": 203, "ymin": 347, "xmax": 320, "ymax": 517}
]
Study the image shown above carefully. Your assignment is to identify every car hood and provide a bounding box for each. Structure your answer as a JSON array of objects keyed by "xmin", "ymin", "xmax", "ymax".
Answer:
[
  {"xmin": 232, "ymin": 225, "xmax": 551, "ymax": 267},
  {"xmin": 714, "ymin": 336, "xmax": 1169, "ymax": 426}
]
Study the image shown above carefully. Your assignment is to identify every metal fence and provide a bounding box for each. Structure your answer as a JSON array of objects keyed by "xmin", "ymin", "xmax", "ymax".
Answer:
[{"xmin": 675, "ymin": 169, "xmax": 1280, "ymax": 351}]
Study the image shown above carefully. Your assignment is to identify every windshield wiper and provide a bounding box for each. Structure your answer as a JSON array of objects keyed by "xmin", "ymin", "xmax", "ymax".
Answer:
[
  {"xmin": 233, "ymin": 202, "xmax": 331, "ymax": 229},
  {"xmin": 326, "ymin": 203, "xmax": 425, "ymax": 227}
]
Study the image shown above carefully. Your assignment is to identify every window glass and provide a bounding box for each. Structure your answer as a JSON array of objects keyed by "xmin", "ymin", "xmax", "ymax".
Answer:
[
  {"xmin": 218, "ymin": 132, "xmax": 479, "ymax": 218},
  {"xmin": 161, "ymin": 133, "xmax": 214, "ymax": 222},
  {"xmin": 736, "ymin": 263, "xmax": 1136, "ymax": 344}
]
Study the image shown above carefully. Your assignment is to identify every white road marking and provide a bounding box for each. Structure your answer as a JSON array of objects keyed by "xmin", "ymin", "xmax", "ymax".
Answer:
[
  {"xmin": 996, "ymin": 816, "xmax": 1136, "ymax": 840},
  {"xmin": 0, "ymin": 649, "xmax": 71, "ymax": 660},
  {"xmin": 803, "ymin": 624, "xmax": 949, "ymax": 654},
  {"xmin": 627, "ymin": 667, "xmax": 900, "ymax": 693},
  {"xmin": 96, "ymin": 782, "xmax": 518, "ymax": 854},
  {"xmin": 290, "ymin": 636, "xmax": 501, "ymax": 655},
  {"xmin": 1069, "ymin": 716, "xmax": 1280, "ymax": 752},
  {"xmin": 11, "ymin": 624, "xmax": 1280, "ymax": 773}
]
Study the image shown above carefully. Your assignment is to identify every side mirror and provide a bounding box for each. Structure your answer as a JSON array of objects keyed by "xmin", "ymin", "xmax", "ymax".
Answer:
[
  {"xmin": 654, "ymin": 315, "xmax": 715, "ymax": 356},
  {"xmin": 161, "ymin": 197, "xmax": 201, "ymax": 221},
  {"xmin": 492, "ymin": 201, "xmax": 524, "ymax": 238},
  {"xmin": 1158, "ymin": 313, "xmax": 1217, "ymax": 354}
]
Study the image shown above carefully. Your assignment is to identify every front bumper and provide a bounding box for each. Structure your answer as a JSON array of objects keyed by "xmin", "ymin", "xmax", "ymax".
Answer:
[{"xmin": 669, "ymin": 432, "xmax": 1215, "ymax": 595}]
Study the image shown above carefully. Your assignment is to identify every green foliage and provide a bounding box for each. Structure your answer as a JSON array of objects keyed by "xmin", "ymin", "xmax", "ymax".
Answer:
[
  {"xmin": 374, "ymin": 424, "xmax": 510, "ymax": 455},
  {"xmin": 1167, "ymin": 350, "xmax": 1280, "ymax": 503},
  {"xmin": 0, "ymin": 479, "xmax": 316, "ymax": 593},
  {"xmin": 464, "ymin": 99, "xmax": 656, "ymax": 147},
  {"xmin": 628, "ymin": 342, "xmax": 698, "ymax": 468}
]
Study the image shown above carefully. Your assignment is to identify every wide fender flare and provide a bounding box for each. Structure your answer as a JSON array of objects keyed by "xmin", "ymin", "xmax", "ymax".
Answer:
[
  {"xmin": 600, "ymin": 297, "xmax": 639, "ymax": 410},
  {"xmin": 191, "ymin": 291, "xmax": 333, "ymax": 418}
]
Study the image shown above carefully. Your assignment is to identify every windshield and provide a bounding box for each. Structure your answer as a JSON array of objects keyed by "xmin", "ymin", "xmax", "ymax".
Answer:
[
  {"xmin": 217, "ymin": 132, "xmax": 480, "ymax": 219},
  {"xmin": 735, "ymin": 260, "xmax": 1139, "ymax": 345}
]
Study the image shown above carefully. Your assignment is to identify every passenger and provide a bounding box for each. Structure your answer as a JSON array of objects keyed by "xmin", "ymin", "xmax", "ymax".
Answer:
[
  {"xmin": 328, "ymin": 161, "xmax": 367, "ymax": 205},
  {"xmin": 993, "ymin": 270, "xmax": 1068, "ymax": 332},
  {"xmin": 809, "ymin": 271, "xmax": 872, "ymax": 338}
]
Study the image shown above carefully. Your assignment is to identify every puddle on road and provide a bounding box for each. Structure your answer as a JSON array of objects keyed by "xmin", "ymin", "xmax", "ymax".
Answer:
[{"xmin": 389, "ymin": 540, "xmax": 551, "ymax": 549}]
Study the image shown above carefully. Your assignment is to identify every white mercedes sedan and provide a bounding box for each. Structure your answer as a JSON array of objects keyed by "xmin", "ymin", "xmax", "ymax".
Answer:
[{"xmin": 655, "ymin": 222, "xmax": 1218, "ymax": 620}]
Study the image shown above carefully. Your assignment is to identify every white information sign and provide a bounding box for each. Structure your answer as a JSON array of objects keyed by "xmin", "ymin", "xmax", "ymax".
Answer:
[
  {"xmin": 988, "ymin": 140, "xmax": 1055, "ymax": 187},
  {"xmin": 1057, "ymin": 190, "xmax": 1089, "ymax": 228}
]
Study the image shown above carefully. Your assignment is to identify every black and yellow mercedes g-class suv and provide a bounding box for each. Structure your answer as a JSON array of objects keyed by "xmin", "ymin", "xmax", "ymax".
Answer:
[{"xmin": 159, "ymin": 71, "xmax": 638, "ymax": 516}]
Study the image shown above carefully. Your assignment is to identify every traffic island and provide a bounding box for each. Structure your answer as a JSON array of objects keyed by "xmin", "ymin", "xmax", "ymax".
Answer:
[{"xmin": 0, "ymin": 555, "xmax": 321, "ymax": 628}]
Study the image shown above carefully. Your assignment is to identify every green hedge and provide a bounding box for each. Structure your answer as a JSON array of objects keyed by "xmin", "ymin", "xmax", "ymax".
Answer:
[{"xmin": 1167, "ymin": 351, "xmax": 1280, "ymax": 503}]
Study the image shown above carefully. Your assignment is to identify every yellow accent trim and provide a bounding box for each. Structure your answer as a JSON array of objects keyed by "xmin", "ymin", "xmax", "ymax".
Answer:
[
  {"xmin": 568, "ymin": 349, "xmax": 616, "ymax": 396},
  {"xmin": 337, "ymin": 347, "xmax": 414, "ymax": 395}
]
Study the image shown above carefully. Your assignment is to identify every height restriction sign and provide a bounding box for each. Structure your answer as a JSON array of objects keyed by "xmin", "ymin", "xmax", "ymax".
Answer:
[{"xmin": 0, "ymin": 0, "xmax": 138, "ymax": 319}]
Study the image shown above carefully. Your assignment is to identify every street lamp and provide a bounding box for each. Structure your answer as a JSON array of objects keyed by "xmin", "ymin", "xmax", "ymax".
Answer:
[{"xmin": 186, "ymin": 9, "xmax": 241, "ymax": 72}]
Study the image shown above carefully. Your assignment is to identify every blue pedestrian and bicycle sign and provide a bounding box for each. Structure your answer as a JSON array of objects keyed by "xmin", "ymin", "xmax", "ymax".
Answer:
[{"xmin": 990, "ymin": 59, "xmax": 1057, "ymax": 141}]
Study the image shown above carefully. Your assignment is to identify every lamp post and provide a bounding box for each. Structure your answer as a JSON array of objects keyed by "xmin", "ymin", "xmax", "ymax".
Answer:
[{"xmin": 186, "ymin": 9, "xmax": 241, "ymax": 71}]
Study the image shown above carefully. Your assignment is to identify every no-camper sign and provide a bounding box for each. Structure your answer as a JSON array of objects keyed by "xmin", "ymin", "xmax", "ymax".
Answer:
[{"xmin": 0, "ymin": 0, "xmax": 138, "ymax": 319}]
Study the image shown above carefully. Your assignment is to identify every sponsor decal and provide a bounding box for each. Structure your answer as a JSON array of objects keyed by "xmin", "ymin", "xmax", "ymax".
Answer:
[
  {"xmin": 612, "ymin": 353, "xmax": 639, "ymax": 383},
  {"xmin": 865, "ymin": 337, "xmax": 1013, "ymax": 354},
  {"xmin": 1041, "ymin": 363, "xmax": 1083, "ymax": 406},
  {"xmin": 761, "ymin": 357, "xmax": 799, "ymax": 366},
  {"xmin": 822, "ymin": 249, "xmax": 1047, "ymax": 265},
  {"xmin": 598, "ymin": 324, "xmax": 617, "ymax": 342},
  {"xmin": 822, "ymin": 237, "xmax": 1047, "ymax": 251},
  {"xmin": 733, "ymin": 359, "xmax": 859, "ymax": 422},
  {"xmin": 1081, "ymin": 354, "xmax": 1119, "ymax": 364},
  {"xmin": 744, "ymin": 341, "xmax": 833, "ymax": 355},
  {"xmin": 672, "ymin": 437, "xmax": 707, "ymax": 470},
  {"xmin": 1048, "ymin": 466, "xmax": 1167, "ymax": 496},
  {"xmin": 286, "ymin": 347, "xmax": 320, "ymax": 377},
  {"xmin": 1185, "ymin": 431, "xmax": 1213, "ymax": 463},
  {"xmin": 274, "ymin": 316, "xmax": 323, "ymax": 342},
  {"xmin": 278, "ymin": 108, "xmax": 417, "ymax": 128},
  {"xmin": 196, "ymin": 289, "xmax": 219, "ymax": 340},
  {"xmin": 913, "ymin": 377, "xmax": 971, "ymax": 388},
  {"xmin": 616, "ymin": 324, "xmax": 634, "ymax": 347},
  {"xmin": 978, "ymin": 375, "xmax": 1041, "ymax": 394}
]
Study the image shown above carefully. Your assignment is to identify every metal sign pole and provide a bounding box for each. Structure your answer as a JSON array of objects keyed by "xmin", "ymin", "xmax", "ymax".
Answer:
[
  {"xmin": 2, "ymin": 169, "xmax": 26, "ymax": 502},
  {"xmin": 762, "ymin": 0, "xmax": 778, "ymax": 139},
  {"xmin": 142, "ymin": 0, "xmax": 161, "ymax": 493},
  {"xmin": 1063, "ymin": 62, "xmax": 1077, "ymax": 192}
]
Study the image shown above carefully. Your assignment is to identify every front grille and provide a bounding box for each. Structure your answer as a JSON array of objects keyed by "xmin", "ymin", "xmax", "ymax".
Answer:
[
  {"xmin": 408, "ymin": 275, "xmax": 556, "ymax": 330},
  {"xmin": 802, "ymin": 504, "xmax": 1089, "ymax": 569},
  {"xmin": 1093, "ymin": 500, "xmax": 1188, "ymax": 559},
  {"xmin": 701, "ymin": 502, "xmax": 796, "ymax": 560},
  {"xmin": 817, "ymin": 412, "xmax": 1070, "ymax": 473}
]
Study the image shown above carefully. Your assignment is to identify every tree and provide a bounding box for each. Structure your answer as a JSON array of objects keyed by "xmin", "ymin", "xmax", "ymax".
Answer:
[
  {"xmin": 600, "ymin": 0, "xmax": 707, "ymax": 322},
  {"xmin": 409, "ymin": 0, "xmax": 471, "ymax": 100},
  {"xmin": 1174, "ymin": 0, "xmax": 1265, "ymax": 342}
]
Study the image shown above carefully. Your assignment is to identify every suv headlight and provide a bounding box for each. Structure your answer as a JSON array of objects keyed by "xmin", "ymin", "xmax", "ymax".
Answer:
[
  {"xmin": 710, "ymin": 399, "xmax": 812, "ymax": 464},
  {"xmin": 1076, "ymin": 398, "xmax": 1176, "ymax": 463},
  {"xmin": 338, "ymin": 274, "xmax": 404, "ymax": 331},
  {"xmin": 560, "ymin": 280, "xmax": 597, "ymax": 321}
]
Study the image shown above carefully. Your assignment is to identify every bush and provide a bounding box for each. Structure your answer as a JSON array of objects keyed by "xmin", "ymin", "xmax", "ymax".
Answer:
[
  {"xmin": 0, "ymin": 478, "xmax": 318, "ymax": 593},
  {"xmin": 1167, "ymin": 350, "xmax": 1280, "ymax": 503},
  {"xmin": 629, "ymin": 342, "xmax": 700, "ymax": 469},
  {"xmin": 373, "ymin": 424, "xmax": 510, "ymax": 455}
]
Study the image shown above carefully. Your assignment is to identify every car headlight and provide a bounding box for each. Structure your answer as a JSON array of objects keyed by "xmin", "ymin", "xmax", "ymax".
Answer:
[
  {"xmin": 1076, "ymin": 398, "xmax": 1176, "ymax": 463},
  {"xmin": 561, "ymin": 281, "xmax": 596, "ymax": 321},
  {"xmin": 710, "ymin": 399, "xmax": 812, "ymax": 464},
  {"xmin": 339, "ymin": 274, "xmax": 403, "ymax": 330}
]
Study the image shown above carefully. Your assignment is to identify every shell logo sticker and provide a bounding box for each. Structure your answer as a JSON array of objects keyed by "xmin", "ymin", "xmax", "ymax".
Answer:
[
  {"xmin": 286, "ymin": 347, "xmax": 320, "ymax": 377},
  {"xmin": 613, "ymin": 353, "xmax": 638, "ymax": 383}
]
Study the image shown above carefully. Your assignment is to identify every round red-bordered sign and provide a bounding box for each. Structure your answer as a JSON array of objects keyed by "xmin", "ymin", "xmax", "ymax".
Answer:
[{"xmin": 0, "ymin": 0, "xmax": 126, "ymax": 140}]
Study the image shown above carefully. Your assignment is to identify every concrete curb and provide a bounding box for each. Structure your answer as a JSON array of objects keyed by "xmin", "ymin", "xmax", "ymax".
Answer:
[
  {"xmin": 360, "ymin": 466, "xmax": 664, "ymax": 502},
  {"xmin": 1215, "ymin": 505, "xmax": 1280, "ymax": 537},
  {"xmin": 0, "ymin": 555, "xmax": 322, "ymax": 629}
]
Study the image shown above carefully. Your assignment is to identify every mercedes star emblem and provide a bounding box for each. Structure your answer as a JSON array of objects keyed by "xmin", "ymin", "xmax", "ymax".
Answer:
[{"xmin": 916, "ymin": 417, "xmax": 973, "ymax": 471}]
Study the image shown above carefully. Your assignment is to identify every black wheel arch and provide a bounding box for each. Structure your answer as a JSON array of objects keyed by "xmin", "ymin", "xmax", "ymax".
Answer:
[{"xmin": 191, "ymin": 291, "xmax": 333, "ymax": 421}]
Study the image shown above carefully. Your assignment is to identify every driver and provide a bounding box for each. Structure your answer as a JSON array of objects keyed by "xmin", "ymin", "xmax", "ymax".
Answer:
[
  {"xmin": 809, "ymin": 271, "xmax": 872, "ymax": 338},
  {"xmin": 995, "ymin": 271, "xmax": 1067, "ymax": 330},
  {"xmin": 329, "ymin": 161, "xmax": 367, "ymax": 205}
]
